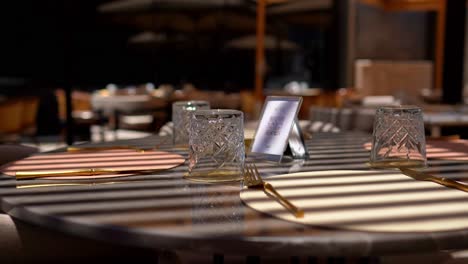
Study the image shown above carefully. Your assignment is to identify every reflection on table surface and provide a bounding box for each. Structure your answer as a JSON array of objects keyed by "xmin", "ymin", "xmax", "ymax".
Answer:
[{"xmin": 1, "ymin": 132, "xmax": 468, "ymax": 256}]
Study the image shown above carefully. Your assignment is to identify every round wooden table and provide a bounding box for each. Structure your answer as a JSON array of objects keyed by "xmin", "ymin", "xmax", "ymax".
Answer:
[{"xmin": 2, "ymin": 133, "xmax": 468, "ymax": 258}]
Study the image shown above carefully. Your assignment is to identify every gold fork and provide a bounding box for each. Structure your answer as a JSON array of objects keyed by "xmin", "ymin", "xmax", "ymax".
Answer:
[{"xmin": 244, "ymin": 163, "xmax": 304, "ymax": 218}]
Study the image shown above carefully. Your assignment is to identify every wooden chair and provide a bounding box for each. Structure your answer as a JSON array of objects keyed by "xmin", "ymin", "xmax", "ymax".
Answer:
[
  {"xmin": 158, "ymin": 121, "xmax": 173, "ymax": 137},
  {"xmin": 308, "ymin": 107, "xmax": 340, "ymax": 133},
  {"xmin": 353, "ymin": 108, "xmax": 376, "ymax": 133},
  {"xmin": 336, "ymin": 108, "xmax": 355, "ymax": 131},
  {"xmin": 117, "ymin": 96, "xmax": 168, "ymax": 132},
  {"xmin": 20, "ymin": 97, "xmax": 39, "ymax": 142},
  {"xmin": 55, "ymin": 89, "xmax": 105, "ymax": 141},
  {"xmin": 0, "ymin": 99, "xmax": 23, "ymax": 143},
  {"xmin": 240, "ymin": 90, "xmax": 257, "ymax": 120}
]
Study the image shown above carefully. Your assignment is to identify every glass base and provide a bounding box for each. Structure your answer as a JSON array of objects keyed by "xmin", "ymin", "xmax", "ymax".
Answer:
[
  {"xmin": 368, "ymin": 159, "xmax": 426, "ymax": 169},
  {"xmin": 172, "ymin": 144, "xmax": 189, "ymax": 150},
  {"xmin": 184, "ymin": 170, "xmax": 243, "ymax": 183}
]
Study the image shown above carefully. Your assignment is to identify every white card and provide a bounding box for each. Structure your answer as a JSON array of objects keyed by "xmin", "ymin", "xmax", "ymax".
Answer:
[{"xmin": 250, "ymin": 96, "xmax": 302, "ymax": 162}]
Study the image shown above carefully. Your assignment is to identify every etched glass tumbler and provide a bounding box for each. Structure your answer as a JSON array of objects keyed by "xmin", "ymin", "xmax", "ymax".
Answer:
[
  {"xmin": 188, "ymin": 109, "xmax": 245, "ymax": 183},
  {"xmin": 370, "ymin": 106, "xmax": 426, "ymax": 168},
  {"xmin": 172, "ymin": 101, "xmax": 210, "ymax": 146}
]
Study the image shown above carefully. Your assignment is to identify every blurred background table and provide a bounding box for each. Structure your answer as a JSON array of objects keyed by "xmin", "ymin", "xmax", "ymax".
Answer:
[{"xmin": 91, "ymin": 92, "xmax": 168, "ymax": 138}]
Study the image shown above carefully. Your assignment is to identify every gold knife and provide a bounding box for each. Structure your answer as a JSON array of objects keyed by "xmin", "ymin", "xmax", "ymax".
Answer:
[
  {"xmin": 16, "ymin": 181, "xmax": 119, "ymax": 189},
  {"xmin": 67, "ymin": 146, "xmax": 148, "ymax": 153},
  {"xmin": 399, "ymin": 168, "xmax": 468, "ymax": 192},
  {"xmin": 15, "ymin": 168, "xmax": 159, "ymax": 180}
]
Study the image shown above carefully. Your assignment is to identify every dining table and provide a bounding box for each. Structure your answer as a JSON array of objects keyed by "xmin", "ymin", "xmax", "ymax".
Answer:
[
  {"xmin": 90, "ymin": 92, "xmax": 168, "ymax": 138},
  {"xmin": 2, "ymin": 132, "xmax": 468, "ymax": 262},
  {"xmin": 424, "ymin": 111, "xmax": 468, "ymax": 138}
]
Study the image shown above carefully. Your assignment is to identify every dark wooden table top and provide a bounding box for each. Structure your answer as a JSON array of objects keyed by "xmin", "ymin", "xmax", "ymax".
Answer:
[{"xmin": 2, "ymin": 132, "xmax": 468, "ymax": 257}]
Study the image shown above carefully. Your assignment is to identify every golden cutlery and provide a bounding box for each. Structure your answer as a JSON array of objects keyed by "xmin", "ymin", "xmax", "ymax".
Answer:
[
  {"xmin": 15, "ymin": 168, "xmax": 160, "ymax": 180},
  {"xmin": 244, "ymin": 163, "xmax": 304, "ymax": 218},
  {"xmin": 16, "ymin": 181, "xmax": 119, "ymax": 189},
  {"xmin": 66, "ymin": 137, "xmax": 171, "ymax": 153},
  {"xmin": 67, "ymin": 146, "xmax": 149, "ymax": 153},
  {"xmin": 399, "ymin": 167, "xmax": 468, "ymax": 192}
]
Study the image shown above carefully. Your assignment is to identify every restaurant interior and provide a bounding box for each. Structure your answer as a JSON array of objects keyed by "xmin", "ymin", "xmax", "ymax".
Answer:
[{"xmin": 1, "ymin": 0, "xmax": 468, "ymax": 263}]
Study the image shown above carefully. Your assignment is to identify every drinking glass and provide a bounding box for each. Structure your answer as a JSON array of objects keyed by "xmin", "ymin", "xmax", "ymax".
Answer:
[
  {"xmin": 172, "ymin": 101, "xmax": 210, "ymax": 146},
  {"xmin": 187, "ymin": 109, "xmax": 245, "ymax": 183},
  {"xmin": 370, "ymin": 106, "xmax": 426, "ymax": 168}
]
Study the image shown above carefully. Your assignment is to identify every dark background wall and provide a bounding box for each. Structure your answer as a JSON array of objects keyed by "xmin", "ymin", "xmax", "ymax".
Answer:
[
  {"xmin": 0, "ymin": 1, "xmax": 336, "ymax": 94},
  {"xmin": 0, "ymin": 0, "xmax": 257, "ymax": 93},
  {"xmin": 0, "ymin": 0, "xmax": 157, "ymax": 91},
  {"xmin": 355, "ymin": 3, "xmax": 430, "ymax": 60},
  {"xmin": 10, "ymin": 1, "xmax": 436, "ymax": 95}
]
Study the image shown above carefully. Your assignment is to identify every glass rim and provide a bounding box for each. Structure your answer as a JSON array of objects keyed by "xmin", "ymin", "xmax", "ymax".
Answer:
[
  {"xmin": 192, "ymin": 109, "xmax": 243, "ymax": 116},
  {"xmin": 377, "ymin": 105, "xmax": 421, "ymax": 111},
  {"xmin": 173, "ymin": 100, "xmax": 210, "ymax": 106}
]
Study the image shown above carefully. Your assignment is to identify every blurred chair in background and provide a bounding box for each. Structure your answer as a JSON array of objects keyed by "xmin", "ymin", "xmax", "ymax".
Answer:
[
  {"xmin": 91, "ymin": 91, "xmax": 169, "ymax": 138},
  {"xmin": 55, "ymin": 89, "xmax": 105, "ymax": 141},
  {"xmin": 336, "ymin": 108, "xmax": 355, "ymax": 132},
  {"xmin": 0, "ymin": 99, "xmax": 24, "ymax": 143},
  {"xmin": 35, "ymin": 91, "xmax": 62, "ymax": 140},
  {"xmin": 308, "ymin": 106, "xmax": 376, "ymax": 134},
  {"xmin": 158, "ymin": 121, "xmax": 173, "ymax": 137},
  {"xmin": 113, "ymin": 96, "xmax": 168, "ymax": 133},
  {"xmin": 352, "ymin": 108, "xmax": 376, "ymax": 133},
  {"xmin": 240, "ymin": 90, "xmax": 258, "ymax": 120},
  {"xmin": 316, "ymin": 90, "xmax": 341, "ymax": 108},
  {"xmin": 308, "ymin": 107, "xmax": 341, "ymax": 133},
  {"xmin": 20, "ymin": 97, "xmax": 39, "ymax": 143}
]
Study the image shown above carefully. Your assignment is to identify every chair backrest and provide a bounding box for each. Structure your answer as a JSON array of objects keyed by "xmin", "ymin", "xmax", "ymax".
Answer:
[
  {"xmin": 309, "ymin": 105, "xmax": 378, "ymax": 133},
  {"xmin": 0, "ymin": 99, "xmax": 23, "ymax": 134},
  {"xmin": 72, "ymin": 90, "xmax": 92, "ymax": 112},
  {"xmin": 337, "ymin": 108, "xmax": 355, "ymax": 131},
  {"xmin": 55, "ymin": 89, "xmax": 94, "ymax": 121},
  {"xmin": 240, "ymin": 91, "xmax": 257, "ymax": 120},
  {"xmin": 55, "ymin": 89, "xmax": 66, "ymax": 121},
  {"xmin": 353, "ymin": 108, "xmax": 376, "ymax": 133},
  {"xmin": 310, "ymin": 107, "xmax": 338, "ymax": 123},
  {"xmin": 308, "ymin": 107, "xmax": 341, "ymax": 133},
  {"xmin": 158, "ymin": 121, "xmax": 174, "ymax": 137},
  {"xmin": 20, "ymin": 97, "xmax": 39, "ymax": 130},
  {"xmin": 307, "ymin": 121, "xmax": 340, "ymax": 133}
]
